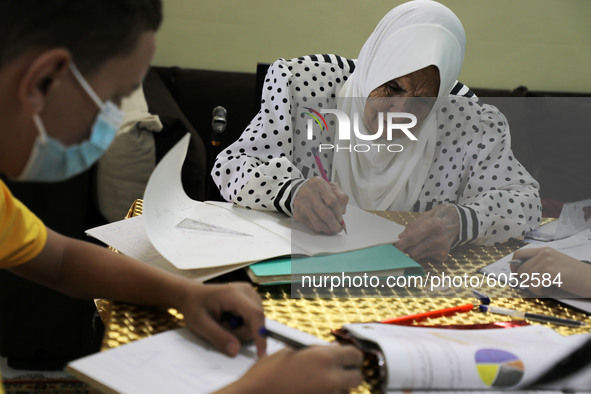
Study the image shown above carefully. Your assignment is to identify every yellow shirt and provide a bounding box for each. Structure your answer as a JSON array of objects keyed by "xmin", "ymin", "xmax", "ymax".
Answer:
[
  {"xmin": 0, "ymin": 179, "xmax": 47, "ymax": 268},
  {"xmin": 0, "ymin": 180, "xmax": 47, "ymax": 394}
]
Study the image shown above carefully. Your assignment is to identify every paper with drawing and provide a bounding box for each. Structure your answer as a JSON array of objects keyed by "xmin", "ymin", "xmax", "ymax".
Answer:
[
  {"xmin": 142, "ymin": 133, "xmax": 405, "ymax": 269},
  {"xmin": 85, "ymin": 216, "xmax": 246, "ymax": 281}
]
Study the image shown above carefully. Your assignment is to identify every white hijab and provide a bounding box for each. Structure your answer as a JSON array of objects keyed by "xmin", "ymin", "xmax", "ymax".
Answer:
[{"xmin": 332, "ymin": 0, "xmax": 466, "ymax": 211}]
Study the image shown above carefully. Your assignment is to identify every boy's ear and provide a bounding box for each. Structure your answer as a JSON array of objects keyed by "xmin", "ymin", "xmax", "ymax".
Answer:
[{"xmin": 18, "ymin": 48, "xmax": 71, "ymax": 114}]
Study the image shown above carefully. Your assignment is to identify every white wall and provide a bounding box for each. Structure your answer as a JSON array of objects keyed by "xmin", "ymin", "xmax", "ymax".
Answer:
[{"xmin": 153, "ymin": 0, "xmax": 591, "ymax": 92}]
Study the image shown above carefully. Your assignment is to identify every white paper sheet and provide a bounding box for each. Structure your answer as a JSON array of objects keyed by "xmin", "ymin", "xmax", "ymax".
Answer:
[
  {"xmin": 142, "ymin": 133, "xmax": 406, "ymax": 269},
  {"xmin": 209, "ymin": 200, "xmax": 405, "ymax": 256},
  {"xmin": 67, "ymin": 319, "xmax": 328, "ymax": 394},
  {"xmin": 526, "ymin": 198, "xmax": 591, "ymax": 242},
  {"xmin": 85, "ymin": 216, "xmax": 246, "ymax": 281},
  {"xmin": 142, "ymin": 134, "xmax": 292, "ymax": 269}
]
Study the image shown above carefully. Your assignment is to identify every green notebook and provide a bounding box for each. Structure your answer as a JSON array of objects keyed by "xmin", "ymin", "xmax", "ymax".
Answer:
[{"xmin": 246, "ymin": 244, "xmax": 423, "ymax": 285}]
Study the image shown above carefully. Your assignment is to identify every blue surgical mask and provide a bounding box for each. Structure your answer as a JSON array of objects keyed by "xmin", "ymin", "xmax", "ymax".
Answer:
[{"xmin": 16, "ymin": 63, "xmax": 124, "ymax": 182}]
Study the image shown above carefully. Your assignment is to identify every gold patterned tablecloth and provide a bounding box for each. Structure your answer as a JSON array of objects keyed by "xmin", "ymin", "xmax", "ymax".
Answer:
[{"xmin": 97, "ymin": 200, "xmax": 591, "ymax": 352}]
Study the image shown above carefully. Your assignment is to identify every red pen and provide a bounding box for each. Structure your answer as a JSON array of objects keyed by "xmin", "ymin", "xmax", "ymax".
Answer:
[
  {"xmin": 311, "ymin": 146, "xmax": 347, "ymax": 233},
  {"xmin": 381, "ymin": 303, "xmax": 475, "ymax": 325}
]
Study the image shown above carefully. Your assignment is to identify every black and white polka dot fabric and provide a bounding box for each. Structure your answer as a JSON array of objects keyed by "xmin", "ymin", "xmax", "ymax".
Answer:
[{"xmin": 212, "ymin": 54, "xmax": 541, "ymax": 246}]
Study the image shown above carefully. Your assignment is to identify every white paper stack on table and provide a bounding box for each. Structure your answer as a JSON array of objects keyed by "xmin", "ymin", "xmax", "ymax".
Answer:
[
  {"xmin": 525, "ymin": 198, "xmax": 591, "ymax": 242},
  {"xmin": 86, "ymin": 133, "xmax": 405, "ymax": 281}
]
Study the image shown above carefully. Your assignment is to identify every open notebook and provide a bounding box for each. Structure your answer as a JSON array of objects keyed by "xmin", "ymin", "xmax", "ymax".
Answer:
[{"xmin": 67, "ymin": 319, "xmax": 327, "ymax": 394}]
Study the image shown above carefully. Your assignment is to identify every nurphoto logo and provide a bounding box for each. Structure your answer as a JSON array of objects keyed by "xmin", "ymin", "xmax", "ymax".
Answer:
[{"xmin": 304, "ymin": 108, "xmax": 418, "ymax": 153}]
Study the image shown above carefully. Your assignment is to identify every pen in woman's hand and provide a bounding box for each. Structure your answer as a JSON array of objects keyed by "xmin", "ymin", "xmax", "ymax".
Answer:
[{"xmin": 311, "ymin": 146, "xmax": 347, "ymax": 234}]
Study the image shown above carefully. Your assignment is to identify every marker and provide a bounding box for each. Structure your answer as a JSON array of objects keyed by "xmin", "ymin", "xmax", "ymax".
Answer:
[
  {"xmin": 381, "ymin": 303, "xmax": 475, "ymax": 325},
  {"xmin": 311, "ymin": 146, "xmax": 347, "ymax": 234},
  {"xmin": 259, "ymin": 327, "xmax": 308, "ymax": 349},
  {"xmin": 479, "ymin": 305, "xmax": 587, "ymax": 328}
]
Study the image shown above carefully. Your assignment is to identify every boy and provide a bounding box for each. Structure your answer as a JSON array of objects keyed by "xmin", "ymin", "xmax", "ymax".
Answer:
[{"xmin": 0, "ymin": 1, "xmax": 362, "ymax": 392}]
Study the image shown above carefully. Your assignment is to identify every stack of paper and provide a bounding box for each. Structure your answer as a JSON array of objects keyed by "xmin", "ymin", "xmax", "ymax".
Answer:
[{"xmin": 87, "ymin": 133, "xmax": 409, "ymax": 281}]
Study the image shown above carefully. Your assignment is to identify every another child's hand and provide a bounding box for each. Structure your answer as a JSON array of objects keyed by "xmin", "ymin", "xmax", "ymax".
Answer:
[
  {"xmin": 217, "ymin": 345, "xmax": 364, "ymax": 394},
  {"xmin": 512, "ymin": 247, "xmax": 591, "ymax": 297}
]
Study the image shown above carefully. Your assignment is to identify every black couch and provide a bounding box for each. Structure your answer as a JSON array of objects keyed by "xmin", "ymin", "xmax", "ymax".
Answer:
[
  {"xmin": 144, "ymin": 65, "xmax": 591, "ymax": 215},
  {"xmin": 1, "ymin": 63, "xmax": 590, "ymax": 369}
]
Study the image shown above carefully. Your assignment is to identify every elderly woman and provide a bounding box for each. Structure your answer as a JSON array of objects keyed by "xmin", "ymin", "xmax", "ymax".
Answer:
[{"xmin": 213, "ymin": 0, "xmax": 541, "ymax": 262}]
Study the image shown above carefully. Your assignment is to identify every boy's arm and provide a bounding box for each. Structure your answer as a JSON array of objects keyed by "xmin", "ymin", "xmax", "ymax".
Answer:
[{"xmin": 9, "ymin": 228, "xmax": 266, "ymax": 357}]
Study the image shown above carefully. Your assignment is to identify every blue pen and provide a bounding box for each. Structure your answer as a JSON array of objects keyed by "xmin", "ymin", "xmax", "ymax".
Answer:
[
  {"xmin": 221, "ymin": 312, "xmax": 244, "ymax": 329},
  {"xmin": 471, "ymin": 289, "xmax": 491, "ymax": 305}
]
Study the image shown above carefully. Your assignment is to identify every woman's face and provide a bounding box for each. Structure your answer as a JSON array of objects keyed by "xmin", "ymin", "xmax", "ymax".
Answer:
[{"xmin": 363, "ymin": 65, "xmax": 440, "ymax": 139}]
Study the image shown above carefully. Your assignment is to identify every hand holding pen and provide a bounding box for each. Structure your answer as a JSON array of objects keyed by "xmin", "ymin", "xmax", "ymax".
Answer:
[
  {"xmin": 312, "ymin": 146, "xmax": 347, "ymax": 233},
  {"xmin": 292, "ymin": 147, "xmax": 349, "ymax": 234},
  {"xmin": 511, "ymin": 247, "xmax": 591, "ymax": 298},
  {"xmin": 232, "ymin": 328, "xmax": 364, "ymax": 394},
  {"xmin": 219, "ymin": 320, "xmax": 363, "ymax": 393}
]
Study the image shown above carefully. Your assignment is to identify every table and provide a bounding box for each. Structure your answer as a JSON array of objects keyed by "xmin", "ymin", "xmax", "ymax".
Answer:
[{"xmin": 96, "ymin": 200, "xmax": 591, "ymax": 390}]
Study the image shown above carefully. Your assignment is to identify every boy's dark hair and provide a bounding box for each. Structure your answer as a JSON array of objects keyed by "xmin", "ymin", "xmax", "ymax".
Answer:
[{"xmin": 0, "ymin": 0, "xmax": 162, "ymax": 74}]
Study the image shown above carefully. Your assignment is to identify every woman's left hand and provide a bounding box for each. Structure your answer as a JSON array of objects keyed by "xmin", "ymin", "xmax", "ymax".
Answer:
[{"xmin": 395, "ymin": 204, "xmax": 459, "ymax": 262}]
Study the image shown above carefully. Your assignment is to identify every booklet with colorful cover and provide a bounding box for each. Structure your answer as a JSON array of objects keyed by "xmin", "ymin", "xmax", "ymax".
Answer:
[{"xmin": 335, "ymin": 323, "xmax": 591, "ymax": 391}]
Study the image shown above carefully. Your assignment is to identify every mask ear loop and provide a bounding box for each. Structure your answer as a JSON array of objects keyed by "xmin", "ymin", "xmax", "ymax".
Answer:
[
  {"xmin": 32, "ymin": 114, "xmax": 49, "ymax": 144},
  {"xmin": 68, "ymin": 62, "xmax": 104, "ymax": 109}
]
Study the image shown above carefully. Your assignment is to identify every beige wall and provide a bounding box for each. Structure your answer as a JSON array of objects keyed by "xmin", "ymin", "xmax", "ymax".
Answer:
[{"xmin": 153, "ymin": 0, "xmax": 591, "ymax": 93}]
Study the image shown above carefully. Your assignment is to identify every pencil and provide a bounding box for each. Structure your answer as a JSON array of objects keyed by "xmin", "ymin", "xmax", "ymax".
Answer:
[{"xmin": 381, "ymin": 303, "xmax": 475, "ymax": 325}]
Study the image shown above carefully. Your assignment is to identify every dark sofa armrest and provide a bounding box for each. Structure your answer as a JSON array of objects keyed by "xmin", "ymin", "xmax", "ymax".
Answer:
[{"xmin": 143, "ymin": 67, "xmax": 208, "ymax": 201}]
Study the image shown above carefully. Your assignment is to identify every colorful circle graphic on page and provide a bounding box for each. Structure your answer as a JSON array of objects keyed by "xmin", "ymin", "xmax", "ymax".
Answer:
[{"xmin": 475, "ymin": 349, "xmax": 524, "ymax": 387}]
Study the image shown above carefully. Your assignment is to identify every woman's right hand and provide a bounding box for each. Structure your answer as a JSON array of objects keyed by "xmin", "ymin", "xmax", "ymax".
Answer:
[
  {"xmin": 293, "ymin": 177, "xmax": 349, "ymax": 234},
  {"xmin": 217, "ymin": 345, "xmax": 364, "ymax": 394}
]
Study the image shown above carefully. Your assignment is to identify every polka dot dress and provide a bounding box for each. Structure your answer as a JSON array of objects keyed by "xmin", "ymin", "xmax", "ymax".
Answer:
[{"xmin": 212, "ymin": 54, "xmax": 542, "ymax": 246}]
